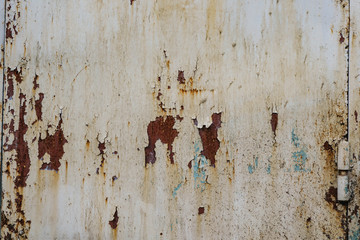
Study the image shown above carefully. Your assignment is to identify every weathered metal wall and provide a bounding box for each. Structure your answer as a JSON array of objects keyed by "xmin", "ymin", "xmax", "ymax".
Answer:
[{"xmin": 0, "ymin": 0, "xmax": 352, "ymax": 239}]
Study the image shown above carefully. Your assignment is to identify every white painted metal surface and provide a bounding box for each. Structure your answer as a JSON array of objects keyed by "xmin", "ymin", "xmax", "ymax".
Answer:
[{"xmin": 0, "ymin": 0, "xmax": 354, "ymax": 239}]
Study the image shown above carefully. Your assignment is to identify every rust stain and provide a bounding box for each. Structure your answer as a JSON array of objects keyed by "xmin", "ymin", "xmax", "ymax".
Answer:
[
  {"xmin": 195, "ymin": 113, "xmax": 222, "ymax": 167},
  {"xmin": 97, "ymin": 137, "xmax": 106, "ymax": 167},
  {"xmin": 145, "ymin": 116, "xmax": 179, "ymax": 165},
  {"xmin": 198, "ymin": 207, "xmax": 205, "ymax": 215},
  {"xmin": 38, "ymin": 118, "xmax": 68, "ymax": 171},
  {"xmin": 355, "ymin": 110, "xmax": 358, "ymax": 123},
  {"xmin": 6, "ymin": 67, "xmax": 23, "ymax": 99},
  {"xmin": 130, "ymin": 0, "xmax": 135, "ymax": 5},
  {"xmin": 35, "ymin": 93, "xmax": 44, "ymax": 121},
  {"xmin": 270, "ymin": 113, "xmax": 278, "ymax": 136},
  {"xmin": 33, "ymin": 74, "xmax": 39, "ymax": 90},
  {"xmin": 339, "ymin": 32, "xmax": 345, "ymax": 44},
  {"xmin": 109, "ymin": 207, "xmax": 119, "ymax": 229},
  {"xmin": 177, "ymin": 70, "xmax": 185, "ymax": 84},
  {"xmin": 5, "ymin": 93, "xmax": 30, "ymax": 188},
  {"xmin": 188, "ymin": 160, "xmax": 192, "ymax": 169},
  {"xmin": 325, "ymin": 186, "xmax": 337, "ymax": 210}
]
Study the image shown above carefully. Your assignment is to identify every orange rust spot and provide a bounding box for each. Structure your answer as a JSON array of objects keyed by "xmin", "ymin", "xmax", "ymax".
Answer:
[
  {"xmin": 86, "ymin": 140, "xmax": 90, "ymax": 150},
  {"xmin": 166, "ymin": 60, "xmax": 170, "ymax": 69},
  {"xmin": 145, "ymin": 116, "xmax": 179, "ymax": 165}
]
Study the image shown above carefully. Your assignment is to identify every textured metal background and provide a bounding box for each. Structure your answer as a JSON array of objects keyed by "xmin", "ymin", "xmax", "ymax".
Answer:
[{"xmin": 0, "ymin": 0, "xmax": 354, "ymax": 239}]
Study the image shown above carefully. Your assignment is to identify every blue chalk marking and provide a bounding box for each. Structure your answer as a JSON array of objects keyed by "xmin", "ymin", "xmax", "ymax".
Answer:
[
  {"xmin": 291, "ymin": 128, "xmax": 300, "ymax": 148},
  {"xmin": 172, "ymin": 183, "xmax": 182, "ymax": 198},
  {"xmin": 291, "ymin": 129, "xmax": 311, "ymax": 173},
  {"xmin": 350, "ymin": 227, "xmax": 360, "ymax": 240},
  {"xmin": 266, "ymin": 164, "xmax": 271, "ymax": 174},
  {"xmin": 248, "ymin": 156, "xmax": 259, "ymax": 174},
  {"xmin": 248, "ymin": 165, "xmax": 254, "ymax": 174}
]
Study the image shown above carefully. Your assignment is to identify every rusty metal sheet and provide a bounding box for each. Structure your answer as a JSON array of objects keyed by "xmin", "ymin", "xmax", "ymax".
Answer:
[{"xmin": 1, "ymin": 0, "xmax": 350, "ymax": 239}]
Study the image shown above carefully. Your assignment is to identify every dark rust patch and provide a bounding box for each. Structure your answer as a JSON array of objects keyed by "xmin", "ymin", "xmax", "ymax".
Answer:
[
  {"xmin": 6, "ymin": 67, "xmax": 23, "ymax": 99},
  {"xmin": 38, "ymin": 118, "xmax": 68, "ymax": 171},
  {"xmin": 97, "ymin": 137, "xmax": 106, "ymax": 167},
  {"xmin": 177, "ymin": 70, "xmax": 185, "ymax": 84},
  {"xmin": 339, "ymin": 32, "xmax": 345, "ymax": 44},
  {"xmin": 7, "ymin": 67, "xmax": 23, "ymax": 83},
  {"xmin": 355, "ymin": 110, "xmax": 358, "ymax": 123},
  {"xmin": 270, "ymin": 113, "xmax": 278, "ymax": 136},
  {"xmin": 188, "ymin": 160, "xmax": 192, "ymax": 169},
  {"xmin": 33, "ymin": 74, "xmax": 39, "ymax": 90},
  {"xmin": 323, "ymin": 141, "xmax": 333, "ymax": 151},
  {"xmin": 5, "ymin": 93, "xmax": 30, "ymax": 188},
  {"xmin": 130, "ymin": 0, "xmax": 135, "ymax": 5},
  {"xmin": 198, "ymin": 207, "xmax": 205, "ymax": 215},
  {"xmin": 109, "ymin": 207, "xmax": 119, "ymax": 229},
  {"xmin": 145, "ymin": 116, "xmax": 179, "ymax": 165},
  {"xmin": 195, "ymin": 113, "xmax": 222, "ymax": 167},
  {"xmin": 325, "ymin": 186, "xmax": 337, "ymax": 210},
  {"xmin": 35, "ymin": 93, "xmax": 44, "ymax": 121}
]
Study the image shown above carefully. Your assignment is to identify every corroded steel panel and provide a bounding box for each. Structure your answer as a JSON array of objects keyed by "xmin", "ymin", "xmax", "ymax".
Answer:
[{"xmin": 1, "ymin": 0, "xmax": 350, "ymax": 239}]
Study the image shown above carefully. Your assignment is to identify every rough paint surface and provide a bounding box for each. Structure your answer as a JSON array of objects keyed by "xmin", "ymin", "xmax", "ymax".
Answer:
[
  {"xmin": 145, "ymin": 116, "xmax": 179, "ymax": 165},
  {"xmin": 38, "ymin": 119, "xmax": 67, "ymax": 171},
  {"xmin": 195, "ymin": 113, "xmax": 222, "ymax": 166}
]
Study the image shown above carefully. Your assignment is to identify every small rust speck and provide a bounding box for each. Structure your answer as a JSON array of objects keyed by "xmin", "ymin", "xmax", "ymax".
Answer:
[
  {"xmin": 177, "ymin": 70, "xmax": 185, "ymax": 84},
  {"xmin": 35, "ymin": 93, "xmax": 44, "ymax": 121},
  {"xmin": 109, "ymin": 207, "xmax": 119, "ymax": 229},
  {"xmin": 188, "ymin": 160, "xmax": 192, "ymax": 169},
  {"xmin": 198, "ymin": 207, "xmax": 205, "ymax": 215},
  {"xmin": 195, "ymin": 113, "xmax": 222, "ymax": 167},
  {"xmin": 39, "ymin": 118, "xmax": 68, "ymax": 171},
  {"xmin": 355, "ymin": 110, "xmax": 358, "ymax": 122},
  {"xmin": 323, "ymin": 141, "xmax": 333, "ymax": 151},
  {"xmin": 339, "ymin": 32, "xmax": 345, "ymax": 44},
  {"xmin": 145, "ymin": 116, "xmax": 179, "ymax": 165},
  {"xmin": 270, "ymin": 113, "xmax": 278, "ymax": 136},
  {"xmin": 33, "ymin": 74, "xmax": 39, "ymax": 90}
]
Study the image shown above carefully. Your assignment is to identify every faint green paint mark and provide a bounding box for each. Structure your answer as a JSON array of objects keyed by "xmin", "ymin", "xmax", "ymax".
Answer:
[
  {"xmin": 248, "ymin": 156, "xmax": 259, "ymax": 174},
  {"xmin": 291, "ymin": 128, "xmax": 300, "ymax": 148},
  {"xmin": 193, "ymin": 142, "xmax": 209, "ymax": 192},
  {"xmin": 350, "ymin": 227, "xmax": 360, "ymax": 240},
  {"xmin": 291, "ymin": 129, "xmax": 310, "ymax": 173},
  {"xmin": 266, "ymin": 163, "xmax": 271, "ymax": 174},
  {"xmin": 172, "ymin": 183, "xmax": 182, "ymax": 198}
]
